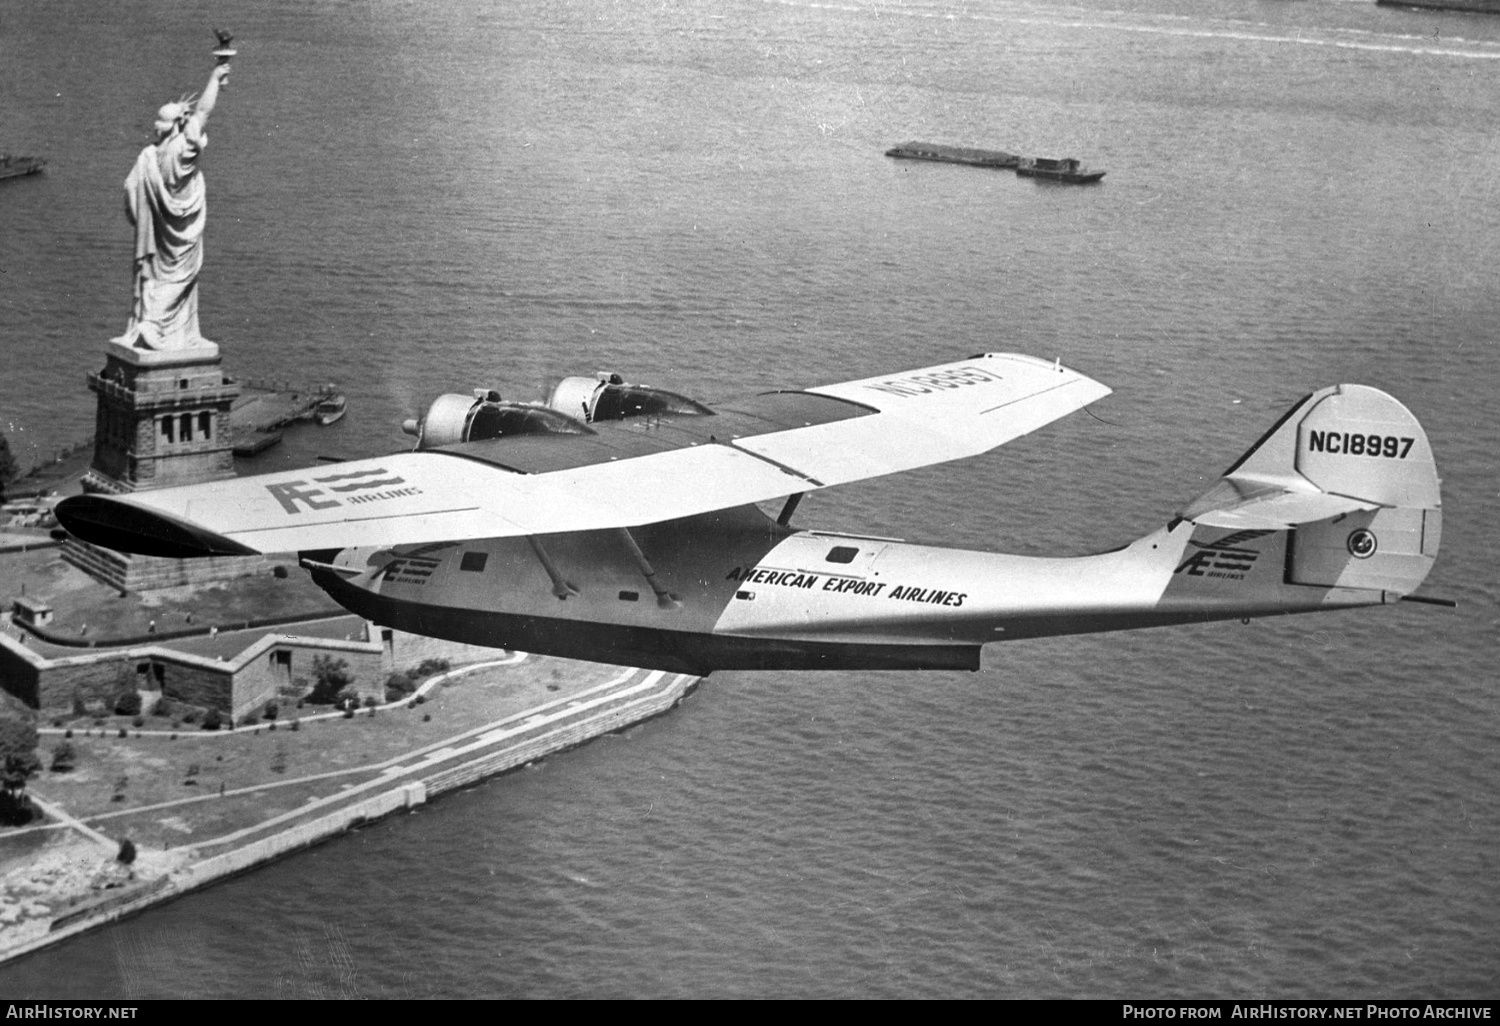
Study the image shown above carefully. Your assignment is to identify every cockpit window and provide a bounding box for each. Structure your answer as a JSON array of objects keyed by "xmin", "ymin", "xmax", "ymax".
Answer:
[{"xmin": 826, "ymin": 546, "xmax": 859, "ymax": 564}]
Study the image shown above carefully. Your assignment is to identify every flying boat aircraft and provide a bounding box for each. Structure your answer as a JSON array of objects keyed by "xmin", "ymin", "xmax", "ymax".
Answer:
[{"xmin": 56, "ymin": 354, "xmax": 1446, "ymax": 674}]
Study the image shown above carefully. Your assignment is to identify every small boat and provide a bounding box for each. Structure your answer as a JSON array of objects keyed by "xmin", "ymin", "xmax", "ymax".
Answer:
[
  {"xmin": 1015, "ymin": 156, "xmax": 1106, "ymax": 184},
  {"xmin": 232, "ymin": 430, "xmax": 283, "ymax": 457},
  {"xmin": 314, "ymin": 393, "xmax": 347, "ymax": 426},
  {"xmin": 0, "ymin": 155, "xmax": 46, "ymax": 181}
]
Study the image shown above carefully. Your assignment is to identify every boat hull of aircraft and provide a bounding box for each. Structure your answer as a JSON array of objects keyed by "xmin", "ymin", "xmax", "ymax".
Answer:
[{"xmin": 298, "ymin": 499, "xmax": 1417, "ymax": 675}]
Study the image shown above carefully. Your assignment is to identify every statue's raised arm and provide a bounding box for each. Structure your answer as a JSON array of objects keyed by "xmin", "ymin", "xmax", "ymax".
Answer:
[
  {"xmin": 187, "ymin": 62, "xmax": 230, "ymax": 135},
  {"xmin": 117, "ymin": 47, "xmax": 234, "ymax": 352}
]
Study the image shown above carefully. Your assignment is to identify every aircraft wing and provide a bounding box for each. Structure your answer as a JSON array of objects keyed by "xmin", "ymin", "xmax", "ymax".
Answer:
[{"xmin": 57, "ymin": 353, "xmax": 1109, "ymax": 556}]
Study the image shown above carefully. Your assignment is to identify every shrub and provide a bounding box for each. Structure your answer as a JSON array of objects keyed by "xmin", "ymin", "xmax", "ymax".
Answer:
[
  {"xmin": 308, "ymin": 656, "xmax": 353, "ymax": 705},
  {"xmin": 272, "ymin": 564, "xmax": 289, "ymax": 579},
  {"xmin": 117, "ymin": 839, "xmax": 137, "ymax": 865},
  {"xmin": 263, "ymin": 701, "xmax": 278, "ymax": 721},
  {"xmin": 64, "ymin": 728, "xmax": 73, "ymax": 739},
  {"xmin": 131, "ymin": 715, "xmax": 144, "ymax": 728},
  {"xmin": 415, "ymin": 657, "xmax": 450, "ymax": 677},
  {"xmin": 202, "ymin": 709, "xmax": 222, "ymax": 731},
  {"xmin": 290, "ymin": 719, "xmax": 300, "ymax": 732},
  {"xmin": 50, "ymin": 742, "xmax": 76, "ymax": 773},
  {"xmin": 117, "ymin": 728, "xmax": 127, "ymax": 739},
  {"xmin": 113, "ymin": 691, "xmax": 142, "ymax": 717}
]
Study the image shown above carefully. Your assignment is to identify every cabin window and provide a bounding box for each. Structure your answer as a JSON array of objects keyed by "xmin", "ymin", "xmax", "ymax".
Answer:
[
  {"xmin": 618, "ymin": 590, "xmax": 639, "ymax": 602},
  {"xmin": 826, "ymin": 546, "xmax": 859, "ymax": 564},
  {"xmin": 160, "ymin": 417, "xmax": 175, "ymax": 443},
  {"xmin": 198, "ymin": 411, "xmax": 212, "ymax": 439},
  {"xmin": 459, "ymin": 551, "xmax": 488, "ymax": 572}
]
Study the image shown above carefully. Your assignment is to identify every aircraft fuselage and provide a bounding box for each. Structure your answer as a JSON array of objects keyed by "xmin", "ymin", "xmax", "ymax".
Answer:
[{"xmin": 306, "ymin": 503, "xmax": 1387, "ymax": 675}]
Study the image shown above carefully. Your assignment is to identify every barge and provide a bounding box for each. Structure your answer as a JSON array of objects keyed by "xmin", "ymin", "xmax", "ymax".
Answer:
[
  {"xmin": 0, "ymin": 155, "xmax": 46, "ymax": 180},
  {"xmin": 1375, "ymin": 0, "xmax": 1500, "ymax": 11},
  {"xmin": 885, "ymin": 142, "xmax": 1019, "ymax": 169}
]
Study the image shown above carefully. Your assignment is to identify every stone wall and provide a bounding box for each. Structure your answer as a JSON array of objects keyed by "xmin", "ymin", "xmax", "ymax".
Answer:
[
  {"xmin": 231, "ymin": 639, "xmax": 386, "ymax": 719},
  {"xmin": 381, "ymin": 627, "xmax": 510, "ymax": 672},
  {"xmin": 0, "ymin": 635, "xmax": 40, "ymax": 708},
  {"xmin": 1, "ymin": 622, "xmax": 387, "ymax": 720},
  {"xmin": 0, "ymin": 689, "xmax": 37, "ymax": 763},
  {"xmin": 60, "ymin": 538, "xmax": 266, "ymax": 593}
]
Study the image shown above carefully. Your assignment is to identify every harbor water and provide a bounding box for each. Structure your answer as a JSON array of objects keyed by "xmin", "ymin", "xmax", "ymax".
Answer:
[{"xmin": 0, "ymin": 0, "xmax": 1497, "ymax": 998}]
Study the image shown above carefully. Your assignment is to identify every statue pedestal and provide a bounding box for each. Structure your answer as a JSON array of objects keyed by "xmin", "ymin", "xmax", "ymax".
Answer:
[
  {"xmin": 81, "ymin": 341, "xmax": 239, "ymax": 494},
  {"xmin": 64, "ymin": 340, "xmax": 265, "ymax": 591},
  {"xmin": 62, "ymin": 538, "xmax": 266, "ymax": 593}
]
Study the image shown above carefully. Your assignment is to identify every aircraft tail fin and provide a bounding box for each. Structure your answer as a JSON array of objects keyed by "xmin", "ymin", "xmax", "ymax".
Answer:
[{"xmin": 1175, "ymin": 384, "xmax": 1441, "ymax": 596}]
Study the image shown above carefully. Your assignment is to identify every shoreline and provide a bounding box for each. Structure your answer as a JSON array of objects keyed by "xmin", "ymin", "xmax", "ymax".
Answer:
[{"xmin": 0, "ymin": 657, "xmax": 700, "ymax": 965}]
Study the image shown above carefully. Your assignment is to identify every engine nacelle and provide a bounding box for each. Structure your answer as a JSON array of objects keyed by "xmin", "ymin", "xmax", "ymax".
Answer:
[
  {"xmin": 546, "ymin": 373, "xmax": 713, "ymax": 423},
  {"xmin": 403, "ymin": 390, "xmax": 591, "ymax": 449}
]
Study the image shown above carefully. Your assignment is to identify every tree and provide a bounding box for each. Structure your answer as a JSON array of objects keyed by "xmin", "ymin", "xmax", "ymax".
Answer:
[
  {"xmin": 0, "ymin": 430, "xmax": 17, "ymax": 499},
  {"xmin": 0, "ymin": 753, "xmax": 40, "ymax": 826}
]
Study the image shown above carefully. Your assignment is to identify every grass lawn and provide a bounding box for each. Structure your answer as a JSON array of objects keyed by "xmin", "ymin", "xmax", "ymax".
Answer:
[
  {"xmin": 28, "ymin": 656, "xmax": 628, "ymax": 853},
  {"xmin": 1, "ymin": 548, "xmax": 344, "ymax": 643}
]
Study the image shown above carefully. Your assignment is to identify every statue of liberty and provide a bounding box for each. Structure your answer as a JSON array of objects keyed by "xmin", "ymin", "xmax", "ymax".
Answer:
[{"xmin": 118, "ymin": 41, "xmax": 234, "ymax": 351}]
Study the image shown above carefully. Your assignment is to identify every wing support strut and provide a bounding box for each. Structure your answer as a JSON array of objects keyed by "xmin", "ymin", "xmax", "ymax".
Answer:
[
  {"xmin": 616, "ymin": 529, "xmax": 682, "ymax": 610},
  {"xmin": 527, "ymin": 536, "xmax": 580, "ymax": 599},
  {"xmin": 777, "ymin": 493, "xmax": 804, "ymax": 527}
]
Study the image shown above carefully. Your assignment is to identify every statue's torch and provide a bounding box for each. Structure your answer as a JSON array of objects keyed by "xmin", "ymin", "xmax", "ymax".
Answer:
[{"xmin": 212, "ymin": 29, "xmax": 235, "ymax": 89}]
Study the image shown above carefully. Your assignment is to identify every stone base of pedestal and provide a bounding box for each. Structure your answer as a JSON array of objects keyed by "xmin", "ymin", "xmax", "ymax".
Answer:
[{"xmin": 61, "ymin": 536, "xmax": 266, "ymax": 594}]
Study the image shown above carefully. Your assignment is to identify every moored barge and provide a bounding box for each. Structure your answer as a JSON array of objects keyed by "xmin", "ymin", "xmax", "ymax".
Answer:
[
  {"xmin": 886, "ymin": 142, "xmax": 1019, "ymax": 169},
  {"xmin": 0, "ymin": 155, "xmax": 46, "ymax": 180},
  {"xmin": 1375, "ymin": 0, "xmax": 1500, "ymax": 12}
]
